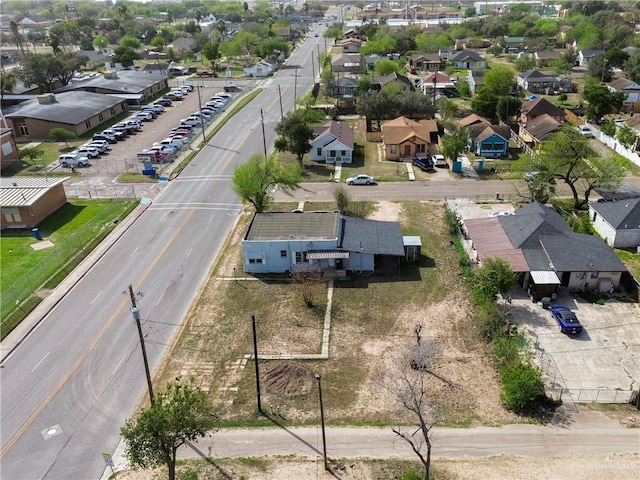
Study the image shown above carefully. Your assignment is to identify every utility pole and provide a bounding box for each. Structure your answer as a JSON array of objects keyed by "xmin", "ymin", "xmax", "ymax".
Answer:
[
  {"xmin": 260, "ymin": 109, "xmax": 267, "ymax": 158},
  {"xmin": 128, "ymin": 285, "xmax": 154, "ymax": 405},
  {"xmin": 315, "ymin": 373, "xmax": 328, "ymax": 471},
  {"xmin": 251, "ymin": 315, "xmax": 262, "ymax": 413},
  {"xmin": 196, "ymin": 84, "xmax": 206, "ymax": 145},
  {"xmin": 293, "ymin": 66, "xmax": 298, "ymax": 110},
  {"xmin": 277, "ymin": 85, "xmax": 284, "ymax": 121},
  {"xmin": 311, "ymin": 50, "xmax": 315, "ymax": 82}
]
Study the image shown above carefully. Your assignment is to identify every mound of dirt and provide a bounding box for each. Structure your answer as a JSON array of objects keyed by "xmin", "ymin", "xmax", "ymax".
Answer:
[{"xmin": 262, "ymin": 363, "xmax": 314, "ymax": 396}]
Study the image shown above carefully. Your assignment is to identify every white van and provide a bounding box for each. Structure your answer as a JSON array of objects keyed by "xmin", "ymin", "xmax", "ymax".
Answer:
[
  {"xmin": 180, "ymin": 117, "xmax": 201, "ymax": 127},
  {"xmin": 59, "ymin": 154, "xmax": 89, "ymax": 168}
]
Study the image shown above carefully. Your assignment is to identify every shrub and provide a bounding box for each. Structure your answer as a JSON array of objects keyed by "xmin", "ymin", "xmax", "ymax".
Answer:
[
  {"xmin": 558, "ymin": 93, "xmax": 567, "ymax": 102},
  {"xmin": 499, "ymin": 361, "xmax": 545, "ymax": 413}
]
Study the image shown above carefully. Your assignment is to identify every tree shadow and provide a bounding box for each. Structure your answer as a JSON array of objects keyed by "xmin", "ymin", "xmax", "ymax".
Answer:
[{"xmin": 183, "ymin": 440, "xmax": 233, "ymax": 479}]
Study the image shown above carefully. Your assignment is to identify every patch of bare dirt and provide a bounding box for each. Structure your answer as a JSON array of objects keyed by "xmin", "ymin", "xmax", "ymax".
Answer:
[
  {"xmin": 368, "ymin": 201, "xmax": 401, "ymax": 221},
  {"xmin": 262, "ymin": 363, "xmax": 314, "ymax": 396}
]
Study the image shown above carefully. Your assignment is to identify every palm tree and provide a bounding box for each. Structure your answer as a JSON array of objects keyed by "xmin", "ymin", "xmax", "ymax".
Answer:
[
  {"xmin": 195, "ymin": 9, "xmax": 202, "ymax": 24},
  {"xmin": 166, "ymin": 10, "xmax": 174, "ymax": 25},
  {"xmin": 10, "ymin": 20, "xmax": 24, "ymax": 56}
]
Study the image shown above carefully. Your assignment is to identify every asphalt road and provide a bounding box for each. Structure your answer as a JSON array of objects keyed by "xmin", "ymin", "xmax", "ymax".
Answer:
[{"xmin": 0, "ymin": 30, "xmax": 326, "ymax": 480}]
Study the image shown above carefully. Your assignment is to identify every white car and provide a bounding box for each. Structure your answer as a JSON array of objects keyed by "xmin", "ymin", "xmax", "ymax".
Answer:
[
  {"xmin": 346, "ymin": 174, "xmax": 375, "ymax": 185},
  {"xmin": 73, "ymin": 145, "xmax": 100, "ymax": 158},
  {"xmin": 154, "ymin": 137, "xmax": 185, "ymax": 149},
  {"xmin": 148, "ymin": 144, "xmax": 176, "ymax": 156},
  {"xmin": 432, "ymin": 154, "xmax": 446, "ymax": 167},
  {"xmin": 488, "ymin": 211, "xmax": 514, "ymax": 217},
  {"xmin": 85, "ymin": 140, "xmax": 109, "ymax": 153},
  {"xmin": 578, "ymin": 125, "xmax": 593, "ymax": 137}
]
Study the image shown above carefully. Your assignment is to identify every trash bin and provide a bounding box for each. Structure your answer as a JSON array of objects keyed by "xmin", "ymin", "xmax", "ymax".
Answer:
[
  {"xmin": 541, "ymin": 297, "xmax": 551, "ymax": 310},
  {"xmin": 32, "ymin": 228, "xmax": 42, "ymax": 240}
]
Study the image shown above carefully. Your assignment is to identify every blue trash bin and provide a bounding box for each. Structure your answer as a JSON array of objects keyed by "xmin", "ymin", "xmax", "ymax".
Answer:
[{"xmin": 32, "ymin": 228, "xmax": 42, "ymax": 240}]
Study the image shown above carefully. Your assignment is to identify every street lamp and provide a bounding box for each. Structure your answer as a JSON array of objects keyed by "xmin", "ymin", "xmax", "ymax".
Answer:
[{"xmin": 314, "ymin": 373, "xmax": 328, "ymax": 471}]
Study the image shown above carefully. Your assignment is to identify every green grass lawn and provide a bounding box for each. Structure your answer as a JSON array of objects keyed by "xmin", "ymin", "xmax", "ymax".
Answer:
[{"xmin": 1, "ymin": 199, "xmax": 136, "ymax": 336}]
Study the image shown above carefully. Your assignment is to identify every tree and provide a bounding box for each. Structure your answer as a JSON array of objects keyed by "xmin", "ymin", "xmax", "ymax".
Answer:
[
  {"xmin": 540, "ymin": 126, "xmax": 626, "ymax": 209},
  {"xmin": 514, "ymin": 54, "xmax": 536, "ymax": 72},
  {"xmin": 150, "ymin": 36, "xmax": 165, "ymax": 51},
  {"xmin": 471, "ymin": 66, "xmax": 515, "ymax": 120},
  {"xmin": 324, "ymin": 24, "xmax": 343, "ymax": 43},
  {"xmin": 121, "ymin": 378, "xmax": 216, "ymax": 480},
  {"xmin": 93, "ymin": 35, "xmax": 109, "ymax": 51},
  {"xmin": 587, "ymin": 55, "xmax": 612, "ymax": 83},
  {"xmin": 381, "ymin": 342, "xmax": 439, "ymax": 480},
  {"xmin": 9, "ymin": 20, "xmax": 24, "ymax": 55},
  {"xmin": 525, "ymin": 172, "xmax": 556, "ymax": 204},
  {"xmin": 202, "ymin": 41, "xmax": 220, "ymax": 68},
  {"xmin": 582, "ymin": 77, "xmax": 625, "ymax": 122},
  {"xmin": 18, "ymin": 145, "xmax": 45, "ymax": 165},
  {"xmin": 232, "ymin": 153, "xmax": 302, "ymax": 212},
  {"xmin": 49, "ymin": 127, "xmax": 75, "ymax": 147},
  {"xmin": 120, "ymin": 36, "xmax": 142, "ymax": 49},
  {"xmin": 332, "ymin": 185, "xmax": 373, "ymax": 217},
  {"xmin": 274, "ymin": 111, "xmax": 314, "ymax": 162},
  {"xmin": 373, "ymin": 59, "xmax": 402, "ymax": 76},
  {"xmin": 113, "ymin": 45, "xmax": 138, "ymax": 69},
  {"xmin": 496, "ymin": 96, "xmax": 521, "ymax": 123},
  {"xmin": 440, "ymin": 126, "xmax": 467, "ymax": 164},
  {"xmin": 473, "ymin": 258, "xmax": 516, "ymax": 299},
  {"xmin": 616, "ymin": 124, "xmax": 637, "ymax": 148},
  {"xmin": 624, "ymin": 50, "xmax": 640, "ymax": 83},
  {"xmin": 0, "ymin": 70, "xmax": 17, "ymax": 100}
]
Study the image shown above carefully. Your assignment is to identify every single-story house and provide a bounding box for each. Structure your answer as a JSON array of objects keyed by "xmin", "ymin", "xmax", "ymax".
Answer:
[
  {"xmin": 364, "ymin": 53, "xmax": 385, "ymax": 71},
  {"xmin": 467, "ymin": 69, "xmax": 485, "ymax": 94},
  {"xmin": 339, "ymin": 37, "xmax": 363, "ymax": 53},
  {"xmin": 381, "ymin": 116, "xmax": 438, "ymax": 160},
  {"xmin": 458, "ymin": 113, "xmax": 490, "ymax": 129},
  {"xmin": 576, "ymin": 49, "xmax": 605, "ymax": 66},
  {"xmin": 606, "ymin": 76, "xmax": 640, "ymax": 114},
  {"xmin": 54, "ymin": 70, "xmax": 169, "ymax": 107},
  {"xmin": 1, "ymin": 127, "xmax": 20, "ymax": 169},
  {"xmin": 519, "ymin": 113, "xmax": 563, "ymax": 144},
  {"xmin": 418, "ymin": 71, "xmax": 456, "ymax": 97},
  {"xmin": 519, "ymin": 96, "xmax": 565, "ymax": 124},
  {"xmin": 408, "ymin": 53, "xmax": 442, "ymax": 73},
  {"xmin": 534, "ymin": 50, "xmax": 564, "ymax": 67},
  {"xmin": 331, "ymin": 54, "xmax": 365, "ymax": 74},
  {"xmin": 328, "ymin": 76, "xmax": 360, "ymax": 97},
  {"xmin": 309, "ymin": 120, "xmax": 354, "ymax": 164},
  {"xmin": 589, "ymin": 198, "xmax": 640, "ymax": 249},
  {"xmin": 502, "ymin": 36, "xmax": 525, "ymax": 53},
  {"xmin": 4, "ymin": 92, "xmax": 127, "ymax": 141},
  {"xmin": 241, "ymin": 211, "xmax": 405, "ymax": 276},
  {"xmin": 516, "ymin": 69, "xmax": 571, "ymax": 94},
  {"xmin": 450, "ymin": 50, "xmax": 486, "ymax": 70},
  {"xmin": 463, "ymin": 202, "xmax": 627, "ymax": 299},
  {"xmin": 168, "ymin": 36, "xmax": 197, "ymax": 55},
  {"xmin": 343, "ymin": 29, "xmax": 366, "ymax": 41},
  {"xmin": 468, "ymin": 124, "xmax": 510, "ymax": 158},
  {"xmin": 243, "ymin": 60, "xmax": 275, "ymax": 77},
  {"xmin": 371, "ymin": 72, "xmax": 414, "ymax": 92},
  {"xmin": 1, "ymin": 176, "xmax": 69, "ymax": 229}
]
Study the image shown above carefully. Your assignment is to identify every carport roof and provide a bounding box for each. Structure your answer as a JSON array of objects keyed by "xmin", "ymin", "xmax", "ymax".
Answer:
[{"xmin": 530, "ymin": 270, "xmax": 560, "ymax": 284}]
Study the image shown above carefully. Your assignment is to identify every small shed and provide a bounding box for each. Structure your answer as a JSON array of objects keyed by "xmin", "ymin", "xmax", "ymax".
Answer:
[{"xmin": 403, "ymin": 236, "xmax": 422, "ymax": 262}]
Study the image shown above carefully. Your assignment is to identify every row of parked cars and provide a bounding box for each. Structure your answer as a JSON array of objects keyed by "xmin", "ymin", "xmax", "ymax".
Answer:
[{"xmin": 138, "ymin": 89, "xmax": 237, "ymax": 164}]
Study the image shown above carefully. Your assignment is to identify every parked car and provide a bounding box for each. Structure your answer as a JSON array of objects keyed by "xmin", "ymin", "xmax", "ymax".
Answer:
[
  {"xmin": 73, "ymin": 145, "xmax": 100, "ymax": 158},
  {"xmin": 133, "ymin": 111, "xmax": 153, "ymax": 122},
  {"xmin": 346, "ymin": 174, "xmax": 375, "ymax": 185},
  {"xmin": 59, "ymin": 154, "xmax": 89, "ymax": 168},
  {"xmin": 93, "ymin": 133, "xmax": 117, "ymax": 144},
  {"xmin": 432, "ymin": 154, "xmax": 446, "ymax": 167},
  {"xmin": 212, "ymin": 92, "xmax": 231, "ymax": 99},
  {"xmin": 550, "ymin": 306, "xmax": 583, "ymax": 335},
  {"xmin": 201, "ymin": 107, "xmax": 218, "ymax": 116},
  {"xmin": 578, "ymin": 125, "xmax": 593, "ymax": 137},
  {"xmin": 154, "ymin": 137, "xmax": 185, "ymax": 150},
  {"xmin": 412, "ymin": 156, "xmax": 434, "ymax": 171},
  {"xmin": 180, "ymin": 117, "xmax": 201, "ymax": 127},
  {"xmin": 154, "ymin": 98, "xmax": 172, "ymax": 107},
  {"xmin": 524, "ymin": 171, "xmax": 541, "ymax": 182},
  {"xmin": 124, "ymin": 119, "xmax": 142, "ymax": 131},
  {"xmin": 112, "ymin": 124, "xmax": 132, "ymax": 135},
  {"xmin": 102, "ymin": 128, "xmax": 125, "ymax": 140},
  {"xmin": 488, "ymin": 211, "xmax": 513, "ymax": 217},
  {"xmin": 224, "ymin": 85, "xmax": 242, "ymax": 92},
  {"xmin": 147, "ymin": 103, "xmax": 165, "ymax": 112},
  {"xmin": 86, "ymin": 140, "xmax": 109, "ymax": 152},
  {"xmin": 163, "ymin": 93, "xmax": 183, "ymax": 101},
  {"xmin": 169, "ymin": 127, "xmax": 193, "ymax": 136},
  {"xmin": 147, "ymin": 144, "xmax": 176, "ymax": 156}
]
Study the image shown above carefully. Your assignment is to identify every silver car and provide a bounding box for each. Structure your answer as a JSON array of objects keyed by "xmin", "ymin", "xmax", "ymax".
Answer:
[{"xmin": 346, "ymin": 174, "xmax": 374, "ymax": 185}]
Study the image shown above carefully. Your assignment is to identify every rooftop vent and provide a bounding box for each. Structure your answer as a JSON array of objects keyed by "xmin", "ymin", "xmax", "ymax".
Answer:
[
  {"xmin": 37, "ymin": 93, "xmax": 56, "ymax": 104},
  {"xmin": 103, "ymin": 71, "xmax": 118, "ymax": 79}
]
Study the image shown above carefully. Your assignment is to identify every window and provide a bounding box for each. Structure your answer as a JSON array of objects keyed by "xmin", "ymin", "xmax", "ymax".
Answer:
[
  {"xmin": 390, "ymin": 145, "xmax": 397, "ymax": 153},
  {"xmin": 2, "ymin": 207, "xmax": 21, "ymax": 223},
  {"xmin": 98, "ymin": 113, "xmax": 104, "ymax": 122},
  {"xmin": 110, "ymin": 107, "xmax": 116, "ymax": 115},
  {"xmin": 341, "ymin": 150, "xmax": 346, "ymax": 156},
  {"xmin": 85, "ymin": 120, "xmax": 91, "ymax": 129},
  {"xmin": 295, "ymin": 252, "xmax": 308, "ymax": 263},
  {"xmin": 494, "ymin": 142, "xmax": 504, "ymax": 151},
  {"xmin": 248, "ymin": 258, "xmax": 263, "ymax": 264},
  {"xmin": 280, "ymin": 250, "xmax": 287, "ymax": 258},
  {"xmin": 18, "ymin": 124, "xmax": 28, "ymax": 136},
  {"xmin": 416, "ymin": 144, "xmax": 426, "ymax": 153},
  {"xmin": 329, "ymin": 150, "xmax": 336, "ymax": 157},
  {"xmin": 317, "ymin": 147, "xmax": 321, "ymax": 155},
  {"xmin": 2, "ymin": 141, "xmax": 14, "ymax": 156}
]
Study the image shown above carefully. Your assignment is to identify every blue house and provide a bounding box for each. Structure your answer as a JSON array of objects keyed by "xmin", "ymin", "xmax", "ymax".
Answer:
[
  {"xmin": 468, "ymin": 124, "xmax": 510, "ymax": 158},
  {"xmin": 241, "ymin": 212, "xmax": 405, "ymax": 276}
]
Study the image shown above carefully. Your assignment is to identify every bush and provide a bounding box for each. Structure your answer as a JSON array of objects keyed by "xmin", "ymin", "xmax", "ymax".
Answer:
[
  {"xmin": 443, "ymin": 207, "xmax": 460, "ymax": 235},
  {"xmin": 400, "ymin": 470, "xmax": 423, "ymax": 480},
  {"xmin": 499, "ymin": 361, "xmax": 545, "ymax": 413},
  {"xmin": 558, "ymin": 93, "xmax": 567, "ymax": 102}
]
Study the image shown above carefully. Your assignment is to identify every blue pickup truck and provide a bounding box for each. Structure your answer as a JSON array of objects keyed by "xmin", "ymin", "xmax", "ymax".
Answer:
[{"xmin": 412, "ymin": 156, "xmax": 434, "ymax": 171}]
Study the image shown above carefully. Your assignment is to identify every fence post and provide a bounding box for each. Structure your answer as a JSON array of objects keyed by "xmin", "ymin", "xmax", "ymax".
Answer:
[{"xmin": 595, "ymin": 390, "xmax": 600, "ymax": 402}]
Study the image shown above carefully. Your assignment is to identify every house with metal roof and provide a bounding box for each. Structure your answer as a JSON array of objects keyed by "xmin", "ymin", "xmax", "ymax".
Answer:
[
  {"xmin": 4, "ymin": 92, "xmax": 127, "ymax": 141},
  {"xmin": 1, "ymin": 176, "xmax": 69, "ymax": 229},
  {"xmin": 241, "ymin": 211, "xmax": 405, "ymax": 276},
  {"xmin": 589, "ymin": 198, "xmax": 640, "ymax": 249},
  {"xmin": 463, "ymin": 202, "xmax": 627, "ymax": 299},
  {"xmin": 309, "ymin": 121, "xmax": 354, "ymax": 164}
]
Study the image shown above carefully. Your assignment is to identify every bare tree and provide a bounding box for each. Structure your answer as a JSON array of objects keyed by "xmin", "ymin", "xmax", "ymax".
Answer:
[{"xmin": 381, "ymin": 339, "xmax": 439, "ymax": 480}]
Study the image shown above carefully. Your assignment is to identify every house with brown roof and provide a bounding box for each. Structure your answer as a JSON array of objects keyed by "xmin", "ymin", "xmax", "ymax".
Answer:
[
  {"xmin": 309, "ymin": 121, "xmax": 354, "ymax": 164},
  {"xmin": 606, "ymin": 76, "xmax": 640, "ymax": 114},
  {"xmin": 1, "ymin": 176, "xmax": 69, "ymax": 229},
  {"xmin": 519, "ymin": 114, "xmax": 563, "ymax": 144},
  {"xmin": 381, "ymin": 116, "xmax": 438, "ymax": 161},
  {"xmin": 343, "ymin": 29, "xmax": 366, "ymax": 41},
  {"xmin": 534, "ymin": 50, "xmax": 564, "ymax": 67},
  {"xmin": 519, "ymin": 97, "xmax": 565, "ymax": 124},
  {"xmin": 339, "ymin": 37, "xmax": 363, "ymax": 54},
  {"xmin": 418, "ymin": 71, "xmax": 456, "ymax": 97},
  {"xmin": 408, "ymin": 53, "xmax": 442, "ymax": 73},
  {"xmin": 458, "ymin": 113, "xmax": 491, "ymax": 129}
]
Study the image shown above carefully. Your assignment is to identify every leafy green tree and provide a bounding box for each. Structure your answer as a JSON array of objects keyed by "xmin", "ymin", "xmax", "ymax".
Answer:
[
  {"xmin": 234, "ymin": 31, "xmax": 260, "ymax": 55},
  {"xmin": 324, "ymin": 24, "xmax": 343, "ymax": 44},
  {"xmin": 496, "ymin": 96, "xmax": 521, "ymax": 123},
  {"xmin": 274, "ymin": 111, "xmax": 314, "ymax": 162},
  {"xmin": 121, "ymin": 378, "xmax": 217, "ymax": 480},
  {"xmin": 49, "ymin": 127, "xmax": 75, "ymax": 147},
  {"xmin": 120, "ymin": 36, "xmax": 142, "ymax": 49},
  {"xmin": 471, "ymin": 66, "xmax": 515, "ymax": 121},
  {"xmin": 18, "ymin": 145, "xmax": 45, "ymax": 165},
  {"xmin": 587, "ymin": 55, "xmax": 612, "ymax": 83},
  {"xmin": 232, "ymin": 153, "xmax": 302, "ymax": 212},
  {"xmin": 616, "ymin": 124, "xmax": 637, "ymax": 148},
  {"xmin": 113, "ymin": 45, "xmax": 138, "ymax": 69},
  {"xmin": 202, "ymin": 41, "xmax": 220, "ymax": 68},
  {"xmin": 257, "ymin": 37, "xmax": 291, "ymax": 58},
  {"xmin": 582, "ymin": 77, "xmax": 625, "ymax": 121},
  {"xmin": 624, "ymin": 50, "xmax": 640, "ymax": 83},
  {"xmin": 514, "ymin": 54, "xmax": 536, "ymax": 72},
  {"xmin": 541, "ymin": 126, "xmax": 626, "ymax": 209},
  {"xmin": 600, "ymin": 121, "xmax": 616, "ymax": 137},
  {"xmin": 499, "ymin": 362, "xmax": 545, "ymax": 413},
  {"xmin": 0, "ymin": 70, "xmax": 17, "ymax": 100},
  {"xmin": 525, "ymin": 172, "xmax": 556, "ymax": 204},
  {"xmin": 93, "ymin": 35, "xmax": 109, "ymax": 51},
  {"xmin": 374, "ymin": 59, "xmax": 402, "ymax": 76},
  {"xmin": 18, "ymin": 52, "xmax": 88, "ymax": 93},
  {"xmin": 150, "ymin": 36, "xmax": 165, "ymax": 51},
  {"xmin": 356, "ymin": 89, "xmax": 400, "ymax": 120},
  {"xmin": 473, "ymin": 258, "xmax": 516, "ymax": 300}
]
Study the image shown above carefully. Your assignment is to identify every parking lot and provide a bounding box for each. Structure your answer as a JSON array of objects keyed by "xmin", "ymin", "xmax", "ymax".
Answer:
[{"xmin": 55, "ymin": 83, "xmax": 233, "ymax": 177}]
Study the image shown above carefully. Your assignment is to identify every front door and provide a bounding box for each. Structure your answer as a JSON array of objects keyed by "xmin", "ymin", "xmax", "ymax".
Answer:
[{"xmin": 404, "ymin": 145, "xmax": 411, "ymax": 157}]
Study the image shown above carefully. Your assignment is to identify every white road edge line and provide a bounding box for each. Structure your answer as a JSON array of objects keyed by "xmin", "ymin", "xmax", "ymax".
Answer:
[
  {"xmin": 112, "ymin": 354, "xmax": 126, "ymax": 375},
  {"xmin": 130, "ymin": 247, "xmax": 139, "ymax": 257},
  {"xmin": 156, "ymin": 291, "xmax": 165, "ymax": 307},
  {"xmin": 31, "ymin": 352, "xmax": 50, "ymax": 373},
  {"xmin": 90, "ymin": 290, "xmax": 103, "ymax": 305},
  {"xmin": 186, "ymin": 247, "xmax": 193, "ymax": 258}
]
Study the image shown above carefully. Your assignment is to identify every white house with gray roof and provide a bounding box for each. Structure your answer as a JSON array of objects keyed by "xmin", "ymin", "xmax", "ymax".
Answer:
[
  {"xmin": 589, "ymin": 199, "xmax": 640, "ymax": 249},
  {"xmin": 242, "ymin": 211, "xmax": 405, "ymax": 276}
]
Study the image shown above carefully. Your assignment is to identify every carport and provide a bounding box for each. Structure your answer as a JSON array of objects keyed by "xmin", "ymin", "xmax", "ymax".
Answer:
[{"xmin": 527, "ymin": 270, "xmax": 561, "ymax": 301}]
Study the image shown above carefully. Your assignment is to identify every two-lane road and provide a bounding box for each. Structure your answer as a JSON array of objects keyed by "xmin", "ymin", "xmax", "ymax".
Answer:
[{"xmin": 0, "ymin": 30, "xmax": 327, "ymax": 480}]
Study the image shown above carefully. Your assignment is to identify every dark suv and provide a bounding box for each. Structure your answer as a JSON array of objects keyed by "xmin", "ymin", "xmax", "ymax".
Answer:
[{"xmin": 412, "ymin": 156, "xmax": 434, "ymax": 171}]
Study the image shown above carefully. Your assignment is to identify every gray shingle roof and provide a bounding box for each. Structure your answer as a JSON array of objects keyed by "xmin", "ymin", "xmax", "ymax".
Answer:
[
  {"xmin": 4, "ymin": 91, "xmax": 125, "ymax": 125},
  {"xmin": 540, "ymin": 233, "xmax": 627, "ymax": 272},
  {"xmin": 340, "ymin": 217, "xmax": 405, "ymax": 256},
  {"xmin": 55, "ymin": 70, "xmax": 166, "ymax": 94},
  {"xmin": 245, "ymin": 212, "xmax": 339, "ymax": 241},
  {"xmin": 451, "ymin": 50, "xmax": 484, "ymax": 62},
  {"xmin": 590, "ymin": 198, "xmax": 640, "ymax": 229}
]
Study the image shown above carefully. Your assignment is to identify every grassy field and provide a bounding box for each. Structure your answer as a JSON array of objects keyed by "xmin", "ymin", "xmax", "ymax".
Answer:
[
  {"xmin": 1, "ymin": 199, "xmax": 136, "ymax": 336},
  {"xmin": 158, "ymin": 201, "xmax": 512, "ymax": 430}
]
